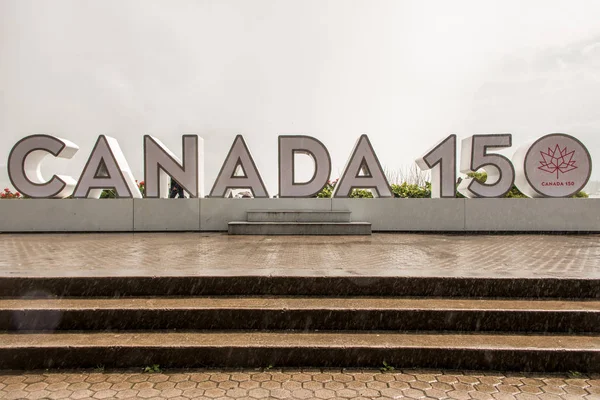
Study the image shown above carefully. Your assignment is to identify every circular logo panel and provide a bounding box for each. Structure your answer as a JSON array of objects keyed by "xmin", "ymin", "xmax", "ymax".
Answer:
[{"xmin": 524, "ymin": 134, "xmax": 591, "ymax": 197}]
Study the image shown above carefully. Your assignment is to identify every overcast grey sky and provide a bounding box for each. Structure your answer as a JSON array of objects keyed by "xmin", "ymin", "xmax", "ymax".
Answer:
[{"xmin": 1, "ymin": 0, "xmax": 600, "ymax": 194}]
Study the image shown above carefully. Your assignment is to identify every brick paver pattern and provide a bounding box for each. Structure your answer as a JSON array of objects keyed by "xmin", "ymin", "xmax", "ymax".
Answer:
[
  {"xmin": 0, "ymin": 368, "xmax": 598, "ymax": 400},
  {"xmin": 1, "ymin": 233, "xmax": 599, "ymax": 278}
]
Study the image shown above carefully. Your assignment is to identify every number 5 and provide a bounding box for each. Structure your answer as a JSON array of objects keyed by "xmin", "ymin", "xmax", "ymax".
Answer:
[{"xmin": 458, "ymin": 134, "xmax": 515, "ymax": 198}]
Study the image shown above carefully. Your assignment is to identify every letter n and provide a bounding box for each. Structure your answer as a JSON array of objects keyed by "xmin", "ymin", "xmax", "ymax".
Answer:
[{"xmin": 144, "ymin": 135, "xmax": 204, "ymax": 198}]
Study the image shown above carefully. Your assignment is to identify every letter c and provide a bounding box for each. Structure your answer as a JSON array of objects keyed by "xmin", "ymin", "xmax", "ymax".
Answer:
[{"xmin": 8, "ymin": 134, "xmax": 79, "ymax": 198}]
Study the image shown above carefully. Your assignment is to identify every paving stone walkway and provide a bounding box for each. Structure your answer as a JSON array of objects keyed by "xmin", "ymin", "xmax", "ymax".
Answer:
[
  {"xmin": 0, "ymin": 369, "xmax": 598, "ymax": 400},
  {"xmin": 1, "ymin": 233, "xmax": 599, "ymax": 278}
]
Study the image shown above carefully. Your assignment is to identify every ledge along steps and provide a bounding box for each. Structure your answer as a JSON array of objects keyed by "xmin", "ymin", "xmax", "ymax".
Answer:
[
  {"xmin": 0, "ymin": 276, "xmax": 598, "ymax": 371},
  {"xmin": 247, "ymin": 210, "xmax": 352, "ymax": 222},
  {"xmin": 228, "ymin": 210, "xmax": 372, "ymax": 235}
]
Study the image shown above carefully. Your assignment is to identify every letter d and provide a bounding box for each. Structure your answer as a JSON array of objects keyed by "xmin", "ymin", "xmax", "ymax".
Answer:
[{"xmin": 278, "ymin": 136, "xmax": 331, "ymax": 197}]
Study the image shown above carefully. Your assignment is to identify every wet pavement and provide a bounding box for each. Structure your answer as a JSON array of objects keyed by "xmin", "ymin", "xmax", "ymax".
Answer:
[
  {"xmin": 1, "ymin": 233, "xmax": 600, "ymax": 394},
  {"xmin": 0, "ymin": 368, "xmax": 598, "ymax": 400},
  {"xmin": 0, "ymin": 233, "xmax": 599, "ymax": 278}
]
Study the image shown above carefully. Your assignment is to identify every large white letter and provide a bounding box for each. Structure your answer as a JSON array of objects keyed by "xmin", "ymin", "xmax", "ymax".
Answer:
[
  {"xmin": 144, "ymin": 135, "xmax": 204, "ymax": 198},
  {"xmin": 332, "ymin": 134, "xmax": 392, "ymax": 198},
  {"xmin": 8, "ymin": 134, "xmax": 79, "ymax": 198},
  {"xmin": 73, "ymin": 135, "xmax": 142, "ymax": 198},
  {"xmin": 209, "ymin": 135, "xmax": 269, "ymax": 198},
  {"xmin": 278, "ymin": 135, "xmax": 331, "ymax": 197}
]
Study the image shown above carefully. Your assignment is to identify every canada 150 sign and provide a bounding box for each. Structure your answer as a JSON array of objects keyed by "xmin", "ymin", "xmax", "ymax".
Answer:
[{"xmin": 7, "ymin": 133, "xmax": 592, "ymax": 199}]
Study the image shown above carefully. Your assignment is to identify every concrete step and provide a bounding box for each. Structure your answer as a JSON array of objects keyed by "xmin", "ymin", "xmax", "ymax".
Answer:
[
  {"xmin": 1, "ymin": 276, "xmax": 598, "ymax": 298},
  {"xmin": 247, "ymin": 210, "xmax": 352, "ymax": 222},
  {"xmin": 1, "ymin": 331, "xmax": 598, "ymax": 371},
  {"xmin": 228, "ymin": 222, "xmax": 371, "ymax": 235},
  {"xmin": 3, "ymin": 297, "xmax": 599, "ymax": 333}
]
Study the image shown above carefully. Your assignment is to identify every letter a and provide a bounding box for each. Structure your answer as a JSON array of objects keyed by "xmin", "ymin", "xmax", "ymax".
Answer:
[
  {"xmin": 332, "ymin": 135, "xmax": 392, "ymax": 198},
  {"xmin": 73, "ymin": 135, "xmax": 142, "ymax": 198},
  {"xmin": 209, "ymin": 135, "xmax": 269, "ymax": 198}
]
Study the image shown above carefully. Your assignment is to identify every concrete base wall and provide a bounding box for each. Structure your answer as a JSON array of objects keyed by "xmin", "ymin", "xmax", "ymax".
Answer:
[
  {"xmin": 134, "ymin": 199, "xmax": 200, "ymax": 231},
  {"xmin": 332, "ymin": 199, "xmax": 465, "ymax": 231},
  {"xmin": 1, "ymin": 198, "xmax": 598, "ymax": 232},
  {"xmin": 0, "ymin": 199, "xmax": 134, "ymax": 232},
  {"xmin": 464, "ymin": 198, "xmax": 600, "ymax": 231}
]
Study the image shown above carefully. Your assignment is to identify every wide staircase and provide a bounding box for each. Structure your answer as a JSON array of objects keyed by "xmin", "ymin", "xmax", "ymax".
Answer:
[
  {"xmin": 228, "ymin": 210, "xmax": 371, "ymax": 235},
  {"xmin": 0, "ymin": 276, "xmax": 598, "ymax": 371}
]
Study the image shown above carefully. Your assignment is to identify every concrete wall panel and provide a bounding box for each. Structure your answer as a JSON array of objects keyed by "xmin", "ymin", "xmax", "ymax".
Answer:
[
  {"xmin": 1, "ymin": 198, "xmax": 599, "ymax": 232},
  {"xmin": 465, "ymin": 198, "xmax": 600, "ymax": 231},
  {"xmin": 134, "ymin": 199, "xmax": 200, "ymax": 231},
  {"xmin": 332, "ymin": 198, "xmax": 465, "ymax": 231},
  {"xmin": 0, "ymin": 199, "xmax": 133, "ymax": 232}
]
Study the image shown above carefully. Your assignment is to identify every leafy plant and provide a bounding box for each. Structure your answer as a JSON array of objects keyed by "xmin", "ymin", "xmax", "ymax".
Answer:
[
  {"xmin": 380, "ymin": 361, "xmax": 395, "ymax": 372},
  {"xmin": 315, "ymin": 171, "xmax": 590, "ymax": 199},
  {"xmin": 0, "ymin": 188, "xmax": 22, "ymax": 199},
  {"xmin": 349, "ymin": 189, "xmax": 374, "ymax": 198},
  {"xmin": 568, "ymin": 370, "xmax": 582, "ymax": 378},
  {"xmin": 315, "ymin": 179, "xmax": 377, "ymax": 198},
  {"xmin": 457, "ymin": 172, "xmax": 588, "ymax": 198},
  {"xmin": 143, "ymin": 364, "xmax": 162, "ymax": 373},
  {"xmin": 317, "ymin": 178, "xmax": 432, "ymax": 198},
  {"xmin": 391, "ymin": 182, "xmax": 431, "ymax": 198},
  {"xmin": 316, "ymin": 179, "xmax": 337, "ymax": 198},
  {"xmin": 100, "ymin": 180, "xmax": 145, "ymax": 198},
  {"xmin": 100, "ymin": 189, "xmax": 117, "ymax": 198},
  {"xmin": 572, "ymin": 191, "xmax": 589, "ymax": 198},
  {"xmin": 94, "ymin": 364, "xmax": 105, "ymax": 373},
  {"xmin": 137, "ymin": 180, "xmax": 145, "ymax": 196}
]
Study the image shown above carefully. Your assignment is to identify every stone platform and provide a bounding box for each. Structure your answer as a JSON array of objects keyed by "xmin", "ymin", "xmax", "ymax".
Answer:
[{"xmin": 0, "ymin": 233, "xmax": 599, "ymax": 372}]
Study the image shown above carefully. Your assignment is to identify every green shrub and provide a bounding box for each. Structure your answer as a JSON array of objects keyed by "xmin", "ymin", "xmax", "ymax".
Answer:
[
  {"xmin": 100, "ymin": 189, "xmax": 117, "ymax": 198},
  {"xmin": 349, "ymin": 189, "xmax": 374, "ymax": 198},
  {"xmin": 316, "ymin": 173, "xmax": 589, "ymax": 199},
  {"xmin": 391, "ymin": 182, "xmax": 431, "ymax": 198},
  {"xmin": 314, "ymin": 179, "xmax": 375, "ymax": 198},
  {"xmin": 458, "ymin": 172, "xmax": 587, "ymax": 198},
  {"xmin": 100, "ymin": 181, "xmax": 145, "ymax": 198},
  {"xmin": 316, "ymin": 178, "xmax": 430, "ymax": 198},
  {"xmin": 316, "ymin": 179, "xmax": 336, "ymax": 198}
]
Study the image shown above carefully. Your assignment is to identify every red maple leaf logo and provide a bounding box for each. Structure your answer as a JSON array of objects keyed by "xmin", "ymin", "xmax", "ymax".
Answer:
[{"xmin": 538, "ymin": 144, "xmax": 577, "ymax": 178}]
